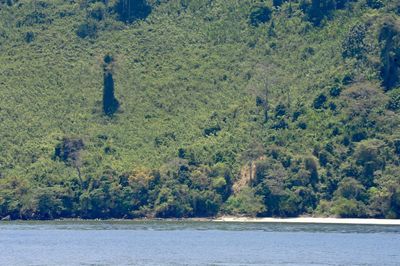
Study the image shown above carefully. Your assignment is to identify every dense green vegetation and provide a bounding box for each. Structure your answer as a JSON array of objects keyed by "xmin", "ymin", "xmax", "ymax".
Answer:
[{"xmin": 0, "ymin": 0, "xmax": 399, "ymax": 220}]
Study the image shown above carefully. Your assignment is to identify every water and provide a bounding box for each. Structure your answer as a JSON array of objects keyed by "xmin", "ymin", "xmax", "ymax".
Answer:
[{"xmin": 0, "ymin": 221, "xmax": 399, "ymax": 265}]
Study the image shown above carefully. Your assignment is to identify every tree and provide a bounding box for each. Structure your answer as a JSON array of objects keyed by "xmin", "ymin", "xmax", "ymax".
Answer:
[
  {"xmin": 154, "ymin": 184, "xmax": 193, "ymax": 218},
  {"xmin": 114, "ymin": 0, "xmax": 151, "ymax": 23},
  {"xmin": 241, "ymin": 141, "xmax": 265, "ymax": 185},
  {"xmin": 369, "ymin": 166, "xmax": 400, "ymax": 218},
  {"xmin": 24, "ymin": 31, "xmax": 35, "ymax": 43},
  {"xmin": 249, "ymin": 6, "xmax": 272, "ymax": 27},
  {"xmin": 353, "ymin": 139, "xmax": 385, "ymax": 187},
  {"xmin": 341, "ymin": 82, "xmax": 388, "ymax": 139},
  {"xmin": 103, "ymin": 54, "xmax": 119, "ymax": 116},
  {"xmin": 191, "ymin": 190, "xmax": 221, "ymax": 217},
  {"xmin": 89, "ymin": 2, "xmax": 106, "ymax": 21},
  {"xmin": 331, "ymin": 197, "xmax": 367, "ymax": 218},
  {"xmin": 54, "ymin": 137, "xmax": 84, "ymax": 186},
  {"xmin": 366, "ymin": 0, "xmax": 384, "ymax": 9},
  {"xmin": 379, "ymin": 18, "xmax": 400, "ymax": 91},
  {"xmin": 342, "ymin": 23, "xmax": 368, "ymax": 60},
  {"xmin": 76, "ymin": 19, "xmax": 98, "ymax": 39},
  {"xmin": 223, "ymin": 187, "xmax": 266, "ymax": 216},
  {"xmin": 334, "ymin": 177, "xmax": 366, "ymax": 201},
  {"xmin": 301, "ymin": 0, "xmax": 336, "ymax": 26},
  {"xmin": 313, "ymin": 94, "xmax": 327, "ymax": 109},
  {"xmin": 273, "ymin": 0, "xmax": 288, "ymax": 8},
  {"xmin": 304, "ymin": 156, "xmax": 319, "ymax": 185}
]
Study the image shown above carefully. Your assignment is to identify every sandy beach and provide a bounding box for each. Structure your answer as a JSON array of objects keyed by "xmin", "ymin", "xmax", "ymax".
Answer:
[{"xmin": 213, "ymin": 217, "xmax": 400, "ymax": 225}]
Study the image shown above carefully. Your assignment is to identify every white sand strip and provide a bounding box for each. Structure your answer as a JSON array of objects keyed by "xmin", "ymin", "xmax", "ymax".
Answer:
[{"xmin": 213, "ymin": 217, "xmax": 400, "ymax": 225}]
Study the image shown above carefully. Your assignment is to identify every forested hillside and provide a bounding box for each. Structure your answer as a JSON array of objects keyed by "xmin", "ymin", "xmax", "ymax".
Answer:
[{"xmin": 0, "ymin": 0, "xmax": 399, "ymax": 220}]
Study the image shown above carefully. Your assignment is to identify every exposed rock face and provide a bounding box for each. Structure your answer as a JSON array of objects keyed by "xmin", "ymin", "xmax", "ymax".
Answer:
[{"xmin": 233, "ymin": 156, "xmax": 265, "ymax": 194}]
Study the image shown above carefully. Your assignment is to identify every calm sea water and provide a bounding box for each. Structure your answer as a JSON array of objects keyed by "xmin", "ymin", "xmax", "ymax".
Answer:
[{"xmin": 0, "ymin": 221, "xmax": 399, "ymax": 266}]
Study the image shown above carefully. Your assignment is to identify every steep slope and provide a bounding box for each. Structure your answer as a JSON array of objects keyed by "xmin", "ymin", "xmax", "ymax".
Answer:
[{"xmin": 0, "ymin": 0, "xmax": 399, "ymax": 219}]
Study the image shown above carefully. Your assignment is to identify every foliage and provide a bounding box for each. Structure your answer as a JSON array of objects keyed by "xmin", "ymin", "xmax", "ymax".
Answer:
[
  {"xmin": 379, "ymin": 18, "xmax": 400, "ymax": 91},
  {"xmin": 223, "ymin": 187, "xmax": 266, "ymax": 216},
  {"xmin": 366, "ymin": 0, "xmax": 384, "ymax": 10},
  {"xmin": 76, "ymin": 19, "xmax": 98, "ymax": 39},
  {"xmin": 342, "ymin": 23, "xmax": 369, "ymax": 60},
  {"xmin": 387, "ymin": 88, "xmax": 400, "ymax": 111},
  {"xmin": 24, "ymin": 31, "xmax": 35, "ymax": 43},
  {"xmin": 331, "ymin": 198, "xmax": 367, "ymax": 218},
  {"xmin": 301, "ymin": 0, "xmax": 336, "ymax": 26},
  {"xmin": 89, "ymin": 2, "xmax": 106, "ymax": 21},
  {"xmin": 249, "ymin": 5, "xmax": 272, "ymax": 27},
  {"xmin": 115, "ymin": 0, "xmax": 151, "ymax": 23},
  {"xmin": 0, "ymin": 0, "xmax": 400, "ymax": 219}
]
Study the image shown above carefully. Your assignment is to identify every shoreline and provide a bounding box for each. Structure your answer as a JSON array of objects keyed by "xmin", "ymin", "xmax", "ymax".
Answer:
[
  {"xmin": 2, "ymin": 217, "xmax": 400, "ymax": 225},
  {"xmin": 212, "ymin": 217, "xmax": 400, "ymax": 225}
]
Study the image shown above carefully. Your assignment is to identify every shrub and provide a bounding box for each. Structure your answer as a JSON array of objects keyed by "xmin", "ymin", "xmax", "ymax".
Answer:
[
  {"xmin": 334, "ymin": 177, "xmax": 366, "ymax": 201},
  {"xmin": 154, "ymin": 132, "xmax": 176, "ymax": 147},
  {"xmin": 387, "ymin": 88, "xmax": 400, "ymax": 111},
  {"xmin": 342, "ymin": 73, "xmax": 353, "ymax": 85},
  {"xmin": 249, "ymin": 6, "xmax": 272, "ymax": 27},
  {"xmin": 278, "ymin": 190, "xmax": 303, "ymax": 217},
  {"xmin": 301, "ymin": 47, "xmax": 315, "ymax": 60},
  {"xmin": 292, "ymin": 109, "xmax": 304, "ymax": 121},
  {"xmin": 313, "ymin": 94, "xmax": 327, "ymax": 109},
  {"xmin": 31, "ymin": 187, "xmax": 64, "ymax": 219},
  {"xmin": 301, "ymin": 0, "xmax": 336, "ymax": 26},
  {"xmin": 154, "ymin": 185, "xmax": 193, "ymax": 218},
  {"xmin": 191, "ymin": 190, "xmax": 221, "ymax": 217},
  {"xmin": 275, "ymin": 103, "xmax": 286, "ymax": 117},
  {"xmin": 256, "ymin": 96, "xmax": 266, "ymax": 107},
  {"xmin": 203, "ymin": 125, "xmax": 221, "ymax": 136},
  {"xmin": 342, "ymin": 24, "xmax": 368, "ymax": 59},
  {"xmin": 351, "ymin": 131, "xmax": 367, "ymax": 142},
  {"xmin": 272, "ymin": 0, "xmax": 286, "ymax": 7},
  {"xmin": 17, "ymin": 11, "xmax": 52, "ymax": 27},
  {"xmin": 0, "ymin": 0, "xmax": 15, "ymax": 6},
  {"xmin": 24, "ymin": 31, "xmax": 35, "ymax": 43},
  {"xmin": 336, "ymin": 0, "xmax": 352, "ymax": 9},
  {"xmin": 329, "ymin": 102, "xmax": 337, "ymax": 111},
  {"xmin": 315, "ymin": 200, "xmax": 331, "ymax": 216},
  {"xmin": 332, "ymin": 127, "xmax": 340, "ymax": 136},
  {"xmin": 54, "ymin": 138, "xmax": 84, "ymax": 165},
  {"xmin": 272, "ymin": 119, "xmax": 288, "ymax": 130},
  {"xmin": 366, "ymin": 0, "xmax": 384, "ymax": 9},
  {"xmin": 223, "ymin": 187, "xmax": 266, "ymax": 216},
  {"xmin": 76, "ymin": 20, "xmax": 98, "ymax": 39},
  {"xmin": 342, "ymin": 82, "xmax": 388, "ymax": 121},
  {"xmin": 318, "ymin": 151, "xmax": 329, "ymax": 166},
  {"xmin": 178, "ymin": 148, "xmax": 186, "ymax": 159},
  {"xmin": 329, "ymin": 86, "xmax": 342, "ymax": 97},
  {"xmin": 298, "ymin": 121, "xmax": 307, "ymax": 129},
  {"xmin": 354, "ymin": 139, "xmax": 385, "ymax": 186},
  {"xmin": 88, "ymin": 2, "xmax": 106, "ymax": 21},
  {"xmin": 331, "ymin": 197, "xmax": 367, "ymax": 218},
  {"xmin": 394, "ymin": 139, "xmax": 400, "ymax": 156}
]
